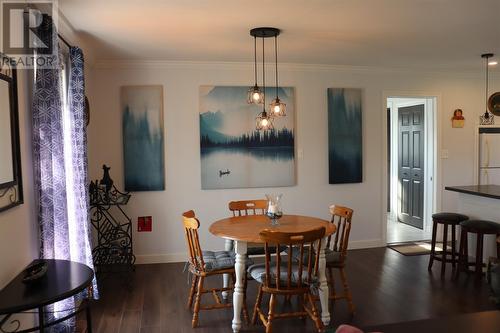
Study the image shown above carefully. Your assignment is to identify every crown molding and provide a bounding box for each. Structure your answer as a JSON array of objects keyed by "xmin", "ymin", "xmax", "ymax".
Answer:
[
  {"xmin": 57, "ymin": 7, "xmax": 96, "ymax": 66},
  {"xmin": 92, "ymin": 59, "xmax": 500, "ymax": 80}
]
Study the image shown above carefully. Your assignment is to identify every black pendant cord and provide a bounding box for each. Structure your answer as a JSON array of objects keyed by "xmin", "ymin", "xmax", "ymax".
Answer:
[
  {"xmin": 485, "ymin": 55, "xmax": 489, "ymax": 117},
  {"xmin": 254, "ymin": 36, "xmax": 258, "ymax": 86},
  {"xmin": 262, "ymin": 37, "xmax": 266, "ymax": 114},
  {"xmin": 275, "ymin": 35, "xmax": 279, "ymax": 99}
]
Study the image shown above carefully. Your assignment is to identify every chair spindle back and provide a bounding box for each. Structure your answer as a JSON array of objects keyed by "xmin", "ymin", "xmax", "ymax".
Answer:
[
  {"xmin": 259, "ymin": 227, "xmax": 326, "ymax": 291},
  {"xmin": 327, "ymin": 205, "xmax": 353, "ymax": 260},
  {"xmin": 182, "ymin": 210, "xmax": 205, "ymax": 272},
  {"xmin": 228, "ymin": 199, "xmax": 267, "ymax": 216}
]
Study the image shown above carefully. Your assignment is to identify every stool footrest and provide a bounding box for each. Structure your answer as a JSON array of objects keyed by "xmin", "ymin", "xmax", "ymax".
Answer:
[{"xmin": 431, "ymin": 255, "xmax": 459, "ymax": 264}]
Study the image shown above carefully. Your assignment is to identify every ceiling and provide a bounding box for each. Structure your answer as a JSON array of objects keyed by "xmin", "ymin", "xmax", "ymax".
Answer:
[{"xmin": 60, "ymin": 0, "xmax": 500, "ymax": 70}]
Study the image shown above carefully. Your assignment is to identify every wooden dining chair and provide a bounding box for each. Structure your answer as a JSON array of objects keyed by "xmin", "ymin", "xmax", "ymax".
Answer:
[
  {"xmin": 228, "ymin": 200, "xmax": 268, "ymax": 256},
  {"xmin": 182, "ymin": 210, "xmax": 249, "ymax": 327},
  {"xmin": 229, "ymin": 199, "xmax": 268, "ymax": 216},
  {"xmin": 325, "ymin": 205, "xmax": 355, "ymax": 314},
  {"xmin": 249, "ymin": 227, "xmax": 326, "ymax": 333}
]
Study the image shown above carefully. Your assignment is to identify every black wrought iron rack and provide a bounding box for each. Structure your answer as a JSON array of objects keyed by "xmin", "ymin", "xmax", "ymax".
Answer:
[{"xmin": 89, "ymin": 180, "xmax": 135, "ymax": 274}]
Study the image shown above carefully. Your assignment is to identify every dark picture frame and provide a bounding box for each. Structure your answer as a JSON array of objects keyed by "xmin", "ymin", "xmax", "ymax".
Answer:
[
  {"xmin": 488, "ymin": 92, "xmax": 500, "ymax": 116},
  {"xmin": 0, "ymin": 53, "xmax": 23, "ymax": 212}
]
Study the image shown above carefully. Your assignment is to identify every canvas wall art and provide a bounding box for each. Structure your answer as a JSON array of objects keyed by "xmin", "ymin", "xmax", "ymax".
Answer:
[
  {"xmin": 121, "ymin": 85, "xmax": 165, "ymax": 191},
  {"xmin": 328, "ymin": 88, "xmax": 363, "ymax": 184},
  {"xmin": 200, "ymin": 86, "xmax": 295, "ymax": 189}
]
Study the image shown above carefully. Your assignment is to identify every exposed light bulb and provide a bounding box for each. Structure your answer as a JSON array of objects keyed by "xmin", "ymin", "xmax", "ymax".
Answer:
[
  {"xmin": 261, "ymin": 118, "xmax": 269, "ymax": 127},
  {"xmin": 269, "ymin": 98, "xmax": 286, "ymax": 117},
  {"xmin": 247, "ymin": 86, "xmax": 264, "ymax": 104},
  {"xmin": 489, "ymin": 61, "xmax": 498, "ymax": 66}
]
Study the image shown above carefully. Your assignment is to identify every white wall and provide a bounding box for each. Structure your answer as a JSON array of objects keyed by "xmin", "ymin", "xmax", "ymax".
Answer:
[
  {"xmin": 87, "ymin": 61, "xmax": 499, "ymax": 263},
  {"xmin": 0, "ymin": 70, "xmax": 38, "ymax": 288}
]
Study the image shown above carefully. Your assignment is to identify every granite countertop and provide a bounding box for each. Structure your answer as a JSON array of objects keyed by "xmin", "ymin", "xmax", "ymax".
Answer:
[{"xmin": 445, "ymin": 185, "xmax": 500, "ymax": 200}]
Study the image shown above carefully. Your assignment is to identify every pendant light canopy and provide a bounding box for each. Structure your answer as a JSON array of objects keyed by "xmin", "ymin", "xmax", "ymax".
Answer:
[
  {"xmin": 480, "ymin": 53, "xmax": 495, "ymax": 125},
  {"xmin": 249, "ymin": 27, "xmax": 284, "ymax": 130}
]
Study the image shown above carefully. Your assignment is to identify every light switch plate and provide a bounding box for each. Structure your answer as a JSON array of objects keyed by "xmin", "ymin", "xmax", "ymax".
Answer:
[{"xmin": 441, "ymin": 149, "xmax": 449, "ymax": 159}]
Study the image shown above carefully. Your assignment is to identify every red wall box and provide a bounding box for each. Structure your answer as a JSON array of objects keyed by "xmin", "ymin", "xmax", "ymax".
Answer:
[{"xmin": 138, "ymin": 216, "xmax": 152, "ymax": 232}]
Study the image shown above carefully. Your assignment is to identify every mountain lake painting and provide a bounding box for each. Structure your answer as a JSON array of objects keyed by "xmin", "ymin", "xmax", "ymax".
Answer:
[
  {"xmin": 328, "ymin": 88, "xmax": 363, "ymax": 184},
  {"xmin": 199, "ymin": 86, "xmax": 295, "ymax": 190},
  {"xmin": 122, "ymin": 85, "xmax": 165, "ymax": 191}
]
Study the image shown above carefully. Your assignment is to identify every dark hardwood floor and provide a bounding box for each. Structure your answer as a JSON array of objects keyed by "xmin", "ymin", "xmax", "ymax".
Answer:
[{"xmin": 77, "ymin": 247, "xmax": 497, "ymax": 332}]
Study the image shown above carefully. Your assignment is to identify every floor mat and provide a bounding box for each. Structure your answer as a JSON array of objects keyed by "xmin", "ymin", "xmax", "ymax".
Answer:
[{"xmin": 388, "ymin": 241, "xmax": 448, "ymax": 256}]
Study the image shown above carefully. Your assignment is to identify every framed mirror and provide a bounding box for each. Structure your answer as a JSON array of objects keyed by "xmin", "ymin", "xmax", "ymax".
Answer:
[
  {"xmin": 489, "ymin": 92, "xmax": 500, "ymax": 116},
  {"xmin": 0, "ymin": 53, "xmax": 23, "ymax": 212}
]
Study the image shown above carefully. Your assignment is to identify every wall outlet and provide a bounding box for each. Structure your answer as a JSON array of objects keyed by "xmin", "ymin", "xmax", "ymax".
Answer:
[
  {"xmin": 298, "ymin": 148, "xmax": 304, "ymax": 159},
  {"xmin": 138, "ymin": 216, "xmax": 152, "ymax": 232}
]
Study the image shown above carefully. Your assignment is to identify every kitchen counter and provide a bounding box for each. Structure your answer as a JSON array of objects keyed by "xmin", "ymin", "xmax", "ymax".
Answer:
[
  {"xmin": 445, "ymin": 185, "xmax": 500, "ymax": 260},
  {"xmin": 445, "ymin": 184, "xmax": 500, "ymax": 200}
]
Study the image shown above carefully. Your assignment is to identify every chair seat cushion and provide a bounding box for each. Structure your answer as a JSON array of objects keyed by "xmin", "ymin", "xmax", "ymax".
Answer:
[
  {"xmin": 202, "ymin": 250, "xmax": 253, "ymax": 272},
  {"xmin": 247, "ymin": 263, "xmax": 317, "ymax": 286},
  {"xmin": 432, "ymin": 212, "xmax": 469, "ymax": 223},
  {"xmin": 325, "ymin": 249, "xmax": 342, "ymax": 264},
  {"xmin": 247, "ymin": 246, "xmax": 266, "ymax": 256},
  {"xmin": 247, "ymin": 244, "xmax": 288, "ymax": 256},
  {"xmin": 459, "ymin": 219, "xmax": 500, "ymax": 232},
  {"xmin": 289, "ymin": 247, "xmax": 343, "ymax": 265}
]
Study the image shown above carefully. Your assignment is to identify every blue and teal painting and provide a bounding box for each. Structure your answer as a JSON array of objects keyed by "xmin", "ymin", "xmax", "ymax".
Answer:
[
  {"xmin": 122, "ymin": 85, "xmax": 165, "ymax": 191},
  {"xmin": 200, "ymin": 86, "xmax": 295, "ymax": 190},
  {"xmin": 328, "ymin": 88, "xmax": 363, "ymax": 184}
]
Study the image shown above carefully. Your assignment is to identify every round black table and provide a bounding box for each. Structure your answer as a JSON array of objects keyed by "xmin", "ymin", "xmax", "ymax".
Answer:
[{"xmin": 0, "ymin": 259, "xmax": 94, "ymax": 333}]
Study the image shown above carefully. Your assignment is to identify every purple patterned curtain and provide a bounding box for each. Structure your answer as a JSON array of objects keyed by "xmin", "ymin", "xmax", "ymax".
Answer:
[
  {"xmin": 66, "ymin": 46, "xmax": 92, "ymax": 268},
  {"xmin": 66, "ymin": 46, "xmax": 99, "ymax": 298},
  {"xmin": 33, "ymin": 15, "xmax": 68, "ymax": 264},
  {"xmin": 32, "ymin": 15, "xmax": 97, "ymax": 332}
]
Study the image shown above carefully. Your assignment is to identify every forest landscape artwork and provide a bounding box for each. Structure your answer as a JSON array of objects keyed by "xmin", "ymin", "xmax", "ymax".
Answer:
[
  {"xmin": 328, "ymin": 88, "xmax": 363, "ymax": 184},
  {"xmin": 200, "ymin": 86, "xmax": 295, "ymax": 189},
  {"xmin": 122, "ymin": 85, "xmax": 165, "ymax": 191}
]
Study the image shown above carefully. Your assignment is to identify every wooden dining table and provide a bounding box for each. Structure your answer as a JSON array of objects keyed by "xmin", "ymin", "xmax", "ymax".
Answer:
[{"xmin": 209, "ymin": 214, "xmax": 336, "ymax": 333}]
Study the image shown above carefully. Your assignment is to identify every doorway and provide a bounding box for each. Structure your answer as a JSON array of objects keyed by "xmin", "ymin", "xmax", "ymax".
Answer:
[{"xmin": 387, "ymin": 97, "xmax": 435, "ymax": 244}]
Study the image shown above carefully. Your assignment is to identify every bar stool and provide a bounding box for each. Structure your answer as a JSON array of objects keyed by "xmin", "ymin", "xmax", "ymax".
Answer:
[
  {"xmin": 455, "ymin": 220, "xmax": 500, "ymax": 280},
  {"xmin": 428, "ymin": 212, "xmax": 469, "ymax": 276}
]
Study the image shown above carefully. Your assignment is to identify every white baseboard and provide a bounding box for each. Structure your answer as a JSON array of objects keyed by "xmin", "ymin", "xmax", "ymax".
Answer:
[
  {"xmin": 134, "ymin": 239, "xmax": 385, "ymax": 264},
  {"xmin": 348, "ymin": 239, "xmax": 385, "ymax": 249},
  {"xmin": 135, "ymin": 252, "xmax": 187, "ymax": 264}
]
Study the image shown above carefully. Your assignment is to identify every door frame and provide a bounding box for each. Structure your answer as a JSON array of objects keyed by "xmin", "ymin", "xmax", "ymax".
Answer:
[
  {"xmin": 381, "ymin": 91, "xmax": 442, "ymax": 245},
  {"xmin": 390, "ymin": 98, "xmax": 427, "ymax": 228}
]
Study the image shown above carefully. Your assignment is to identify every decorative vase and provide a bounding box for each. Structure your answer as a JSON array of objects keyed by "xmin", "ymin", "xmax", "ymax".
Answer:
[{"xmin": 265, "ymin": 193, "xmax": 283, "ymax": 226}]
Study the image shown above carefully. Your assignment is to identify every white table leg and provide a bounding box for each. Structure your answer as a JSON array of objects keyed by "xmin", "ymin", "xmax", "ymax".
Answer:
[
  {"xmin": 222, "ymin": 239, "xmax": 234, "ymax": 299},
  {"xmin": 318, "ymin": 236, "xmax": 330, "ymax": 326},
  {"xmin": 232, "ymin": 240, "xmax": 247, "ymax": 333}
]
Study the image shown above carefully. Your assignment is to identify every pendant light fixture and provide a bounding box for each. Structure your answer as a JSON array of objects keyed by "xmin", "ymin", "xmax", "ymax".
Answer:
[
  {"xmin": 249, "ymin": 27, "xmax": 283, "ymax": 130},
  {"xmin": 479, "ymin": 53, "xmax": 495, "ymax": 125},
  {"xmin": 255, "ymin": 35, "xmax": 273, "ymax": 131},
  {"xmin": 247, "ymin": 36, "xmax": 264, "ymax": 104},
  {"xmin": 269, "ymin": 35, "xmax": 286, "ymax": 116}
]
